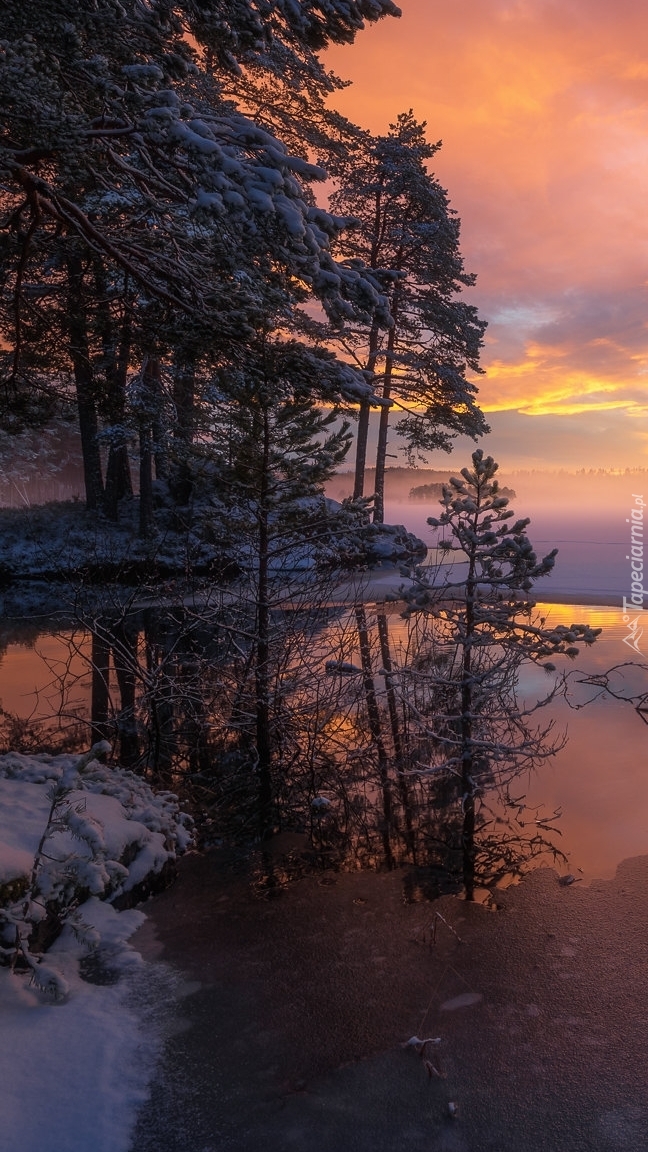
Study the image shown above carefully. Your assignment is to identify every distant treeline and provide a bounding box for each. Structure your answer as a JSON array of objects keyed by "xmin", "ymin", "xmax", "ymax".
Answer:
[
  {"xmin": 409, "ymin": 482, "xmax": 516, "ymax": 501},
  {"xmin": 326, "ymin": 468, "xmax": 515, "ymax": 504},
  {"xmin": 327, "ymin": 465, "xmax": 648, "ymax": 507},
  {"xmin": 327, "ymin": 468, "xmax": 456, "ymax": 503}
]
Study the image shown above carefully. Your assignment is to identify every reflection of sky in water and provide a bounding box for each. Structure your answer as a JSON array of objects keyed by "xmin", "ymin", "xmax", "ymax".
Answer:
[
  {"xmin": 379, "ymin": 603, "xmax": 648, "ymax": 882},
  {"xmin": 0, "ymin": 633, "xmax": 92, "ymax": 721},
  {"xmin": 515, "ymin": 604, "xmax": 648, "ymax": 882},
  {"xmin": 0, "ymin": 604, "xmax": 646, "ymax": 883}
]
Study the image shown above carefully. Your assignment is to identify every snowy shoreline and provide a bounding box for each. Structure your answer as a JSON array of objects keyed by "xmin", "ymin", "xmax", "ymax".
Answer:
[
  {"xmin": 0, "ymin": 746, "xmax": 192, "ymax": 1152},
  {"xmin": 327, "ymin": 568, "xmax": 624, "ymax": 610}
]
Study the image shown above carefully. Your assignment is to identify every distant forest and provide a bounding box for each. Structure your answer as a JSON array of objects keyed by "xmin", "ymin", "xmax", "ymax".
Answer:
[{"xmin": 326, "ymin": 465, "xmax": 648, "ymax": 506}]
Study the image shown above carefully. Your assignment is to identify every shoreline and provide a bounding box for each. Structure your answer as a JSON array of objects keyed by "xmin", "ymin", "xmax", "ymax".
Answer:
[
  {"xmin": 326, "ymin": 567, "xmax": 625, "ymax": 611},
  {"xmin": 0, "ymin": 569, "xmax": 625, "ymax": 627}
]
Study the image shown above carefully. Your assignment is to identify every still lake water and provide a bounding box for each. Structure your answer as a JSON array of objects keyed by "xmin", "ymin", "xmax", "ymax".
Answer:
[
  {"xmin": 383, "ymin": 492, "xmax": 648, "ymax": 883},
  {"xmin": 0, "ymin": 601, "xmax": 645, "ymax": 884},
  {"xmin": 1, "ymin": 469, "xmax": 644, "ymax": 882},
  {"xmin": 385, "ymin": 498, "xmax": 630, "ymax": 604}
]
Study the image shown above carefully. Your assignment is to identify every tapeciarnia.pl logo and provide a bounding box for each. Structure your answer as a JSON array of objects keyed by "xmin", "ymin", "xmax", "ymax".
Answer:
[{"xmin": 622, "ymin": 494, "xmax": 645, "ymax": 654}]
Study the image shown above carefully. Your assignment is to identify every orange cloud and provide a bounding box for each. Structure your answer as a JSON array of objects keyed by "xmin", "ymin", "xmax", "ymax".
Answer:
[{"xmin": 325, "ymin": 0, "xmax": 648, "ymax": 464}]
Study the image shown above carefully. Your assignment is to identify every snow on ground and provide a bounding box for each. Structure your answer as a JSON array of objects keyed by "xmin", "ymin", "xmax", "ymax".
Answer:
[
  {"xmin": 0, "ymin": 748, "xmax": 192, "ymax": 896},
  {"xmin": 0, "ymin": 494, "xmax": 221, "ymax": 580},
  {"xmin": 0, "ymin": 905, "xmax": 163, "ymax": 1152},
  {"xmin": 0, "ymin": 748, "xmax": 192, "ymax": 1152}
]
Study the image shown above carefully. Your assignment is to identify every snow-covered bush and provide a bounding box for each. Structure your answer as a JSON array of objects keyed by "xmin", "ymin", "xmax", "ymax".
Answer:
[{"xmin": 0, "ymin": 742, "xmax": 191, "ymax": 996}]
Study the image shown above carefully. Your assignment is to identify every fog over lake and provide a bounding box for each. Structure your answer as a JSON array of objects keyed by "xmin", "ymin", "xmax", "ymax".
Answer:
[{"xmin": 328, "ymin": 466, "xmax": 643, "ymax": 606}]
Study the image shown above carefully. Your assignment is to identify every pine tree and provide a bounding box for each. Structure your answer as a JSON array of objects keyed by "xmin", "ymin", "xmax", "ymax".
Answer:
[
  {"xmin": 403, "ymin": 450, "xmax": 601, "ymax": 899},
  {"xmin": 206, "ymin": 335, "xmax": 363, "ymax": 836},
  {"xmin": 330, "ymin": 112, "xmax": 488, "ymax": 521},
  {"xmin": 0, "ymin": 1, "xmax": 396, "ymax": 505},
  {"xmin": 0, "ymin": 0, "xmax": 395, "ymax": 335}
]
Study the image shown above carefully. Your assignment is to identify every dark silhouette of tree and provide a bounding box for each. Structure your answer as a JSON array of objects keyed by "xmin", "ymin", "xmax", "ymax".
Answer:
[
  {"xmin": 331, "ymin": 112, "xmax": 488, "ymax": 520},
  {"xmin": 207, "ymin": 337, "xmax": 361, "ymax": 836},
  {"xmin": 0, "ymin": 0, "xmax": 398, "ymax": 506},
  {"xmin": 403, "ymin": 450, "xmax": 601, "ymax": 898}
]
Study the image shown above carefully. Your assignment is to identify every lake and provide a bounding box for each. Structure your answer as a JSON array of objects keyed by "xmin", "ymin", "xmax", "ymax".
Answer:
[
  {"xmin": 0, "ymin": 598, "xmax": 645, "ymax": 886},
  {"xmin": 385, "ymin": 496, "xmax": 630, "ymax": 604}
]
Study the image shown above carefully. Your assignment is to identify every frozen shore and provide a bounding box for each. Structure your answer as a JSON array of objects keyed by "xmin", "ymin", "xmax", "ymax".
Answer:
[{"xmin": 131, "ymin": 848, "xmax": 648, "ymax": 1151}]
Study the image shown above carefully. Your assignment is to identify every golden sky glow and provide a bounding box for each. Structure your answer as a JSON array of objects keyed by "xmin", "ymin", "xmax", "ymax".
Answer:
[{"xmin": 326, "ymin": 0, "xmax": 648, "ymax": 467}]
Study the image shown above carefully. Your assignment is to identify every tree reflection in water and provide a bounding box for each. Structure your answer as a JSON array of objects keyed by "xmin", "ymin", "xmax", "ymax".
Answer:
[{"xmin": 0, "ymin": 593, "xmax": 584, "ymax": 901}]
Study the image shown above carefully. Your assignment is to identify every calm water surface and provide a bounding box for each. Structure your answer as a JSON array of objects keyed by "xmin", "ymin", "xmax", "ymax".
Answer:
[{"xmin": 0, "ymin": 602, "xmax": 645, "ymax": 883}]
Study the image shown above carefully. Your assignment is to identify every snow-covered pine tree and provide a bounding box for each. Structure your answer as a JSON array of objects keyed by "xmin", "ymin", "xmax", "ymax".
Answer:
[
  {"xmin": 330, "ymin": 112, "xmax": 488, "ymax": 521},
  {"xmin": 0, "ymin": 0, "xmax": 396, "ymax": 345},
  {"xmin": 0, "ymin": 1, "xmax": 396, "ymax": 505},
  {"xmin": 402, "ymin": 450, "xmax": 601, "ymax": 899}
]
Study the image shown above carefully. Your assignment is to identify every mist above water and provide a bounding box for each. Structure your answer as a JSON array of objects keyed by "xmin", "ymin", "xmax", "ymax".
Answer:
[{"xmin": 327, "ymin": 467, "xmax": 644, "ymax": 605}]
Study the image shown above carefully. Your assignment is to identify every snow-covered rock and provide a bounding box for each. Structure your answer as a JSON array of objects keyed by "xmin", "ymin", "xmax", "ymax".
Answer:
[{"xmin": 340, "ymin": 520, "xmax": 428, "ymax": 567}]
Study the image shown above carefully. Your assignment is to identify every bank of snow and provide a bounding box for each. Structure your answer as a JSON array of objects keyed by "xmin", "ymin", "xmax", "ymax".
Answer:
[{"xmin": 0, "ymin": 747, "xmax": 192, "ymax": 1152}]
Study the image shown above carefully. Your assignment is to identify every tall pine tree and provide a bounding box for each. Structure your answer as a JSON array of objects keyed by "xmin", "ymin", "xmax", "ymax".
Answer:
[
  {"xmin": 0, "ymin": 1, "xmax": 397, "ymax": 505},
  {"xmin": 206, "ymin": 335, "xmax": 361, "ymax": 836},
  {"xmin": 330, "ymin": 112, "xmax": 488, "ymax": 521}
]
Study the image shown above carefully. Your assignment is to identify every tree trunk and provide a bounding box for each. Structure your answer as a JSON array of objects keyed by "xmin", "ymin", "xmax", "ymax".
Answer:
[
  {"xmin": 112, "ymin": 624, "xmax": 139, "ymax": 768},
  {"xmin": 138, "ymin": 358, "xmax": 158, "ymax": 538},
  {"xmin": 104, "ymin": 438, "xmax": 133, "ymax": 520},
  {"xmin": 139, "ymin": 424, "xmax": 154, "ymax": 538},
  {"xmin": 256, "ymin": 406, "xmax": 273, "ymax": 840},
  {"xmin": 101, "ymin": 275, "xmax": 133, "ymax": 519},
  {"xmin": 144, "ymin": 621, "xmax": 175, "ymax": 789},
  {"xmin": 149, "ymin": 358, "xmax": 168, "ymax": 481},
  {"xmin": 461, "ymin": 552, "xmax": 477, "ymax": 901},
  {"xmin": 373, "ymin": 314, "xmax": 398, "ymax": 525},
  {"xmin": 356, "ymin": 606, "xmax": 394, "ymax": 867},
  {"xmin": 153, "ymin": 411, "xmax": 169, "ymax": 481},
  {"xmin": 170, "ymin": 363, "xmax": 195, "ymax": 504},
  {"xmin": 353, "ymin": 401, "xmax": 371, "ymax": 500},
  {"xmin": 90, "ymin": 630, "xmax": 111, "ymax": 746},
  {"xmin": 461, "ymin": 781, "xmax": 476, "ymax": 901},
  {"xmin": 353, "ymin": 318, "xmax": 381, "ymax": 502},
  {"xmin": 66, "ymin": 254, "xmax": 104, "ymax": 510},
  {"xmin": 354, "ymin": 179, "xmax": 387, "ymax": 507}
]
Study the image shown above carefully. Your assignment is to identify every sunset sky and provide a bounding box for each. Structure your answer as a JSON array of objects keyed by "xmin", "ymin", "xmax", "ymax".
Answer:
[{"xmin": 326, "ymin": 0, "xmax": 648, "ymax": 469}]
